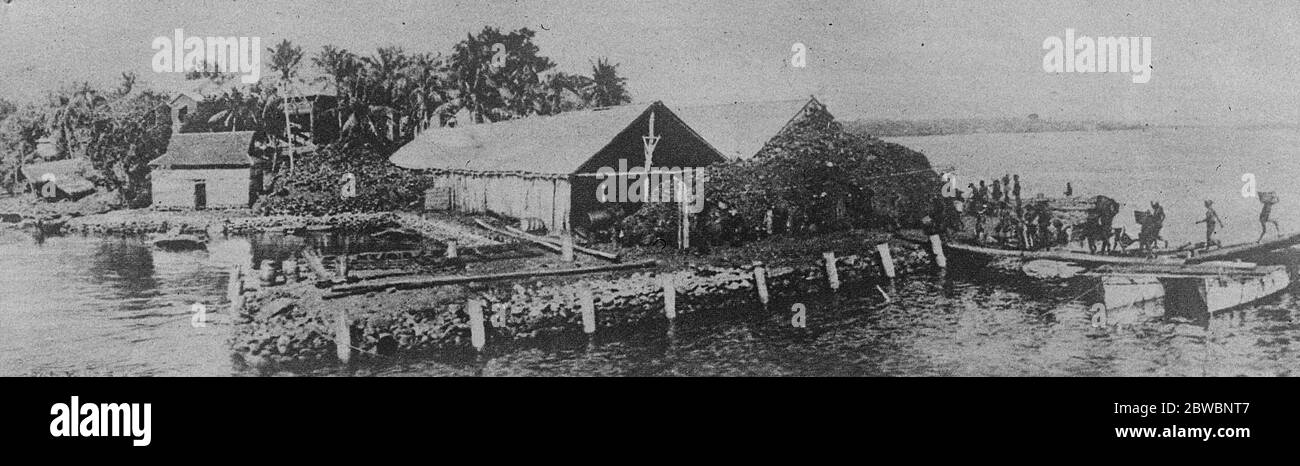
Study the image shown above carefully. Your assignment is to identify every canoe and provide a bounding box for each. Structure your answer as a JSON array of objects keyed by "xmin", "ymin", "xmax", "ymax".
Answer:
[
  {"xmin": 943, "ymin": 241, "xmax": 1185, "ymax": 266},
  {"xmin": 149, "ymin": 234, "xmax": 207, "ymax": 251},
  {"xmin": 1184, "ymin": 232, "xmax": 1300, "ymax": 264}
]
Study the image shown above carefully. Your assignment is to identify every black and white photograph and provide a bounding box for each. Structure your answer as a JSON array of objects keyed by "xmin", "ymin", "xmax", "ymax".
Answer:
[{"xmin": 0, "ymin": 0, "xmax": 1296, "ymax": 449}]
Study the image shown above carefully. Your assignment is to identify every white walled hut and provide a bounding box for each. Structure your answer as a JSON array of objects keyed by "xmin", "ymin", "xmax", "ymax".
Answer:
[
  {"xmin": 148, "ymin": 131, "xmax": 260, "ymax": 210},
  {"xmin": 389, "ymin": 101, "xmax": 727, "ymax": 233}
]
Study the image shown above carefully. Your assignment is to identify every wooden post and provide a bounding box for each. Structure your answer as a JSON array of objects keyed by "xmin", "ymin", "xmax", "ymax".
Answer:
[
  {"xmin": 282, "ymin": 258, "xmax": 299, "ymax": 283},
  {"xmin": 823, "ymin": 252, "xmax": 840, "ymax": 291},
  {"xmin": 561, "ymin": 233, "xmax": 575, "ymax": 262},
  {"xmin": 929, "ymin": 234, "xmax": 947, "ymax": 268},
  {"xmin": 679, "ymin": 197, "xmax": 690, "ymax": 250},
  {"xmin": 662, "ymin": 274, "xmax": 677, "ymax": 319},
  {"xmin": 445, "ymin": 240, "xmax": 458, "ymax": 259},
  {"xmin": 259, "ymin": 260, "xmax": 277, "ymax": 287},
  {"xmin": 334, "ymin": 309, "xmax": 351, "ymax": 364},
  {"xmin": 753, "ymin": 261, "xmax": 770, "ymax": 306},
  {"xmin": 227, "ymin": 266, "xmax": 244, "ymax": 311},
  {"xmin": 579, "ymin": 286, "xmax": 596, "ymax": 334},
  {"xmin": 336, "ymin": 255, "xmax": 350, "ymax": 281},
  {"xmin": 876, "ymin": 243, "xmax": 896, "ymax": 278},
  {"xmin": 468, "ymin": 299, "xmax": 486, "ymax": 351}
]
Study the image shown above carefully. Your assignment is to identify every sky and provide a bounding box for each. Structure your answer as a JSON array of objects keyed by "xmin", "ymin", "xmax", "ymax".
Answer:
[{"xmin": 1, "ymin": 0, "xmax": 1297, "ymax": 125}]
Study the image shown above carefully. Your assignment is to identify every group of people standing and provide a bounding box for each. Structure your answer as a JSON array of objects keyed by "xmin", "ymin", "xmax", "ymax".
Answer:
[
  {"xmin": 940, "ymin": 173, "xmax": 1286, "ymax": 254},
  {"xmin": 953, "ymin": 174, "xmax": 1073, "ymax": 249}
]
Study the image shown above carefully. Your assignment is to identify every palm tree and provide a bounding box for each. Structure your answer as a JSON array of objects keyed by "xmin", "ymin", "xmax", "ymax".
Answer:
[
  {"xmin": 312, "ymin": 45, "xmax": 362, "ymax": 136},
  {"xmin": 589, "ymin": 58, "xmax": 631, "ymax": 108},
  {"xmin": 447, "ymin": 27, "xmax": 556, "ymax": 124},
  {"xmin": 267, "ymin": 40, "xmax": 305, "ymax": 82},
  {"xmin": 541, "ymin": 72, "xmax": 593, "ymax": 114},
  {"xmin": 207, "ymin": 85, "xmax": 266, "ymax": 132},
  {"xmin": 267, "ymin": 40, "xmax": 305, "ymax": 169}
]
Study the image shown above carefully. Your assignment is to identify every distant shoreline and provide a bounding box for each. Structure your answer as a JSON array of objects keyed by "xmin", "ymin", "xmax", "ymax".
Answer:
[{"xmin": 849, "ymin": 118, "xmax": 1297, "ymax": 139}]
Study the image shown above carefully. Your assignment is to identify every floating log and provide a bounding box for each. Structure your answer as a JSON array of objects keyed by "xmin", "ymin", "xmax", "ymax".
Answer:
[{"xmin": 323, "ymin": 259, "xmax": 660, "ymax": 299}]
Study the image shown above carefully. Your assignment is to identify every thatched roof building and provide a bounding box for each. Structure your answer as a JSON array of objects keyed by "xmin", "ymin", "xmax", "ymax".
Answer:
[{"xmin": 389, "ymin": 97, "xmax": 825, "ymax": 233}]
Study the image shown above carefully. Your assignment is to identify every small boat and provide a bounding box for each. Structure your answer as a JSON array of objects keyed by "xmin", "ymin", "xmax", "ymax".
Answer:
[
  {"xmin": 273, "ymin": 225, "xmax": 307, "ymax": 235},
  {"xmin": 941, "ymin": 240, "xmax": 1185, "ymax": 267},
  {"xmin": 1184, "ymin": 232, "xmax": 1300, "ymax": 264},
  {"xmin": 149, "ymin": 230, "xmax": 208, "ymax": 251}
]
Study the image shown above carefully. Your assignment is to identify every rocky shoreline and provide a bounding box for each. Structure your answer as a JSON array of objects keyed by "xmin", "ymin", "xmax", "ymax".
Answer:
[
  {"xmin": 230, "ymin": 240, "xmax": 938, "ymax": 370},
  {"xmin": 60, "ymin": 209, "xmax": 400, "ymax": 235}
]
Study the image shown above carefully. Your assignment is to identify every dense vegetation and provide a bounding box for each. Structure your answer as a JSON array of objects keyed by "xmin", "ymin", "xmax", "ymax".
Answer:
[
  {"xmin": 0, "ymin": 26, "xmax": 632, "ymax": 208},
  {"xmin": 0, "ymin": 77, "xmax": 171, "ymax": 207}
]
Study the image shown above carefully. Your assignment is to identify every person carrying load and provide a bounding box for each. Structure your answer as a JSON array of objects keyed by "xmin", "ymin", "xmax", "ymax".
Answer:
[
  {"xmin": 1135, "ymin": 201, "xmax": 1166, "ymax": 252},
  {"xmin": 1258, "ymin": 191, "xmax": 1280, "ymax": 243}
]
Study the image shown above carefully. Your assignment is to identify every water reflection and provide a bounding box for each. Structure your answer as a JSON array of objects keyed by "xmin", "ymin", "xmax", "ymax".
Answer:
[
  {"xmin": 5, "ymin": 225, "xmax": 1300, "ymax": 377},
  {"xmin": 0, "ymin": 229, "xmax": 422, "ymax": 376}
]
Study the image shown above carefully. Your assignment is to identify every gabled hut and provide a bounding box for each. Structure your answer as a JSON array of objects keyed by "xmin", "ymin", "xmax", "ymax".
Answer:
[
  {"xmin": 389, "ymin": 101, "xmax": 726, "ymax": 233},
  {"xmin": 148, "ymin": 131, "xmax": 260, "ymax": 210}
]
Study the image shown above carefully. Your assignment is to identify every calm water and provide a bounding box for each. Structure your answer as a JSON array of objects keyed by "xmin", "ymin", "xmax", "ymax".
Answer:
[
  {"xmin": 0, "ymin": 229, "xmax": 420, "ymax": 376},
  {"xmin": 3, "ymin": 127, "xmax": 1299, "ymax": 376}
]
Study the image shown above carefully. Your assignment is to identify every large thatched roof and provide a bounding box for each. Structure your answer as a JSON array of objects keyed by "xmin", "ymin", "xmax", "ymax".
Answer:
[
  {"xmin": 389, "ymin": 97, "xmax": 821, "ymax": 175},
  {"xmin": 390, "ymin": 102, "xmax": 676, "ymax": 175}
]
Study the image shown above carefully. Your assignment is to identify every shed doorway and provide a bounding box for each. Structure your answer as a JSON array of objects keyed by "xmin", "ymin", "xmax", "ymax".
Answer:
[{"xmin": 193, "ymin": 181, "xmax": 207, "ymax": 210}]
